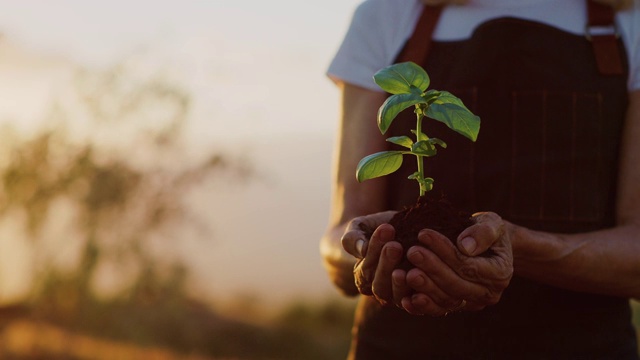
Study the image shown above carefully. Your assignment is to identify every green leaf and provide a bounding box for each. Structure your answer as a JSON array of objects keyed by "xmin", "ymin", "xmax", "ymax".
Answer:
[
  {"xmin": 373, "ymin": 62, "xmax": 430, "ymax": 95},
  {"xmin": 421, "ymin": 177, "xmax": 434, "ymax": 192},
  {"xmin": 410, "ymin": 130, "xmax": 428, "ymax": 142},
  {"xmin": 378, "ymin": 92, "xmax": 425, "ymax": 134},
  {"xmin": 426, "ymin": 103, "xmax": 481, "ymax": 142},
  {"xmin": 386, "ymin": 136, "xmax": 413, "ymax": 149},
  {"xmin": 412, "ymin": 140, "xmax": 437, "ymax": 157},
  {"xmin": 408, "ymin": 173, "xmax": 434, "ymax": 192},
  {"xmin": 428, "ymin": 137, "xmax": 447, "ymax": 148},
  {"xmin": 423, "ymin": 89, "xmax": 441, "ymax": 104},
  {"xmin": 356, "ymin": 151, "xmax": 404, "ymax": 182},
  {"xmin": 433, "ymin": 91, "xmax": 471, "ymax": 110}
]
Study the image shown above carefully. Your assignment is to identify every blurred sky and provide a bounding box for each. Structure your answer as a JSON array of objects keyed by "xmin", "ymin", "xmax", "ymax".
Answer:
[
  {"xmin": 0, "ymin": 0, "xmax": 360, "ymax": 141},
  {"xmin": 0, "ymin": 0, "xmax": 361, "ymax": 307}
]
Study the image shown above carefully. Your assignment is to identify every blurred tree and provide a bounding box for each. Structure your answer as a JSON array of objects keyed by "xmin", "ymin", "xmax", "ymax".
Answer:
[
  {"xmin": 0, "ymin": 61, "xmax": 249, "ymax": 342},
  {"xmin": 0, "ymin": 59, "xmax": 359, "ymax": 359}
]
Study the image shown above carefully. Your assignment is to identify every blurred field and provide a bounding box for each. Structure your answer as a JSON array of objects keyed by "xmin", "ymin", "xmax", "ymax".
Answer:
[
  {"xmin": 0, "ymin": 298, "xmax": 636, "ymax": 359},
  {"xmin": 0, "ymin": 295, "xmax": 357, "ymax": 360},
  {"xmin": 634, "ymin": 300, "xmax": 640, "ymax": 354},
  {"xmin": 0, "ymin": 319, "xmax": 216, "ymax": 360}
]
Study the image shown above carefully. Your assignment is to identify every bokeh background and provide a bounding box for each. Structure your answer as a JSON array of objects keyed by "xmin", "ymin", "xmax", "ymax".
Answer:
[{"xmin": 0, "ymin": 1, "xmax": 637, "ymax": 359}]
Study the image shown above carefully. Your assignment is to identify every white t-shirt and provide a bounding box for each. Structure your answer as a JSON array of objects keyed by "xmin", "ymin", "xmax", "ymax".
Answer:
[{"xmin": 327, "ymin": 0, "xmax": 640, "ymax": 91}]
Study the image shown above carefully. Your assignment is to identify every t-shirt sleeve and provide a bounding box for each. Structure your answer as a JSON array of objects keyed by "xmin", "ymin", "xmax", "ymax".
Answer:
[
  {"xmin": 326, "ymin": 0, "xmax": 422, "ymax": 92},
  {"xmin": 619, "ymin": 0, "xmax": 640, "ymax": 91},
  {"xmin": 326, "ymin": 1, "xmax": 390, "ymax": 91}
]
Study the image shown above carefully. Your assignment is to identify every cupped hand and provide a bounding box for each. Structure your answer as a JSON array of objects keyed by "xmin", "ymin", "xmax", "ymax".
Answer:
[
  {"xmin": 401, "ymin": 212, "xmax": 514, "ymax": 316},
  {"xmin": 341, "ymin": 211, "xmax": 413, "ymax": 306}
]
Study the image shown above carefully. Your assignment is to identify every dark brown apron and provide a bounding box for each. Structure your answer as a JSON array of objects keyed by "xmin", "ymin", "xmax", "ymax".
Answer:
[{"xmin": 349, "ymin": 2, "xmax": 638, "ymax": 359}]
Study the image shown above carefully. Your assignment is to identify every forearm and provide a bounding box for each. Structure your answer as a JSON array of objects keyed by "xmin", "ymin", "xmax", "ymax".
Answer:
[
  {"xmin": 512, "ymin": 91, "xmax": 640, "ymax": 299},
  {"xmin": 511, "ymin": 222, "xmax": 640, "ymax": 299},
  {"xmin": 321, "ymin": 82, "xmax": 390, "ymax": 296}
]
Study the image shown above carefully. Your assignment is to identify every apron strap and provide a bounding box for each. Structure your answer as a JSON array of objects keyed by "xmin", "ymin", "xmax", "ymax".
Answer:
[
  {"xmin": 586, "ymin": 0, "xmax": 624, "ymax": 75},
  {"xmin": 395, "ymin": 5, "xmax": 443, "ymax": 64},
  {"xmin": 398, "ymin": 1, "xmax": 623, "ymax": 76}
]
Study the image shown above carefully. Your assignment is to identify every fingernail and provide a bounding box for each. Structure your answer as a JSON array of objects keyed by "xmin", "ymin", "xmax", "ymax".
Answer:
[
  {"xmin": 412, "ymin": 294, "xmax": 426, "ymax": 307},
  {"xmin": 385, "ymin": 246, "xmax": 401, "ymax": 260},
  {"xmin": 408, "ymin": 249, "xmax": 424, "ymax": 263},
  {"xmin": 355, "ymin": 239, "xmax": 364, "ymax": 256},
  {"xmin": 460, "ymin": 237, "xmax": 476, "ymax": 255},
  {"xmin": 380, "ymin": 226, "xmax": 394, "ymax": 239},
  {"xmin": 411, "ymin": 275, "xmax": 425, "ymax": 286},
  {"xmin": 393, "ymin": 274, "xmax": 404, "ymax": 286}
]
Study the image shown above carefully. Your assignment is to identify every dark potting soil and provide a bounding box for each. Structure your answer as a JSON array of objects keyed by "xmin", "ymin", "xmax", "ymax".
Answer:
[{"xmin": 389, "ymin": 193, "xmax": 473, "ymax": 270}]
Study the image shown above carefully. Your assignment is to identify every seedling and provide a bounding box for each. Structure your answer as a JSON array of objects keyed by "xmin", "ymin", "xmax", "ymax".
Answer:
[{"xmin": 356, "ymin": 62, "xmax": 480, "ymax": 196}]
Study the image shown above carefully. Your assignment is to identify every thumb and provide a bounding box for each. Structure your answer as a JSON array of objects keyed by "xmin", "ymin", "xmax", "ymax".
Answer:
[{"xmin": 456, "ymin": 212, "xmax": 504, "ymax": 256}]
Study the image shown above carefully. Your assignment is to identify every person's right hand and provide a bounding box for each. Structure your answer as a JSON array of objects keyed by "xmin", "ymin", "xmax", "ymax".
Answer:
[
  {"xmin": 400, "ymin": 212, "xmax": 513, "ymax": 316},
  {"xmin": 341, "ymin": 211, "xmax": 411, "ymax": 306}
]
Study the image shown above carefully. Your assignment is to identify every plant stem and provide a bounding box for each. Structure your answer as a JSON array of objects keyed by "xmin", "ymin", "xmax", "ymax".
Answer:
[{"xmin": 416, "ymin": 110, "xmax": 426, "ymax": 197}]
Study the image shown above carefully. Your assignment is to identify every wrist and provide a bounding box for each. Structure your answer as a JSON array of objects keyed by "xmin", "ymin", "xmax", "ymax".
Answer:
[
  {"xmin": 321, "ymin": 230, "xmax": 359, "ymax": 296},
  {"xmin": 508, "ymin": 221, "xmax": 565, "ymax": 278},
  {"xmin": 506, "ymin": 220, "xmax": 525, "ymax": 262}
]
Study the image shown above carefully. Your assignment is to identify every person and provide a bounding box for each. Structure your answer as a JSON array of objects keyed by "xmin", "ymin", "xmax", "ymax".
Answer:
[{"xmin": 320, "ymin": 0, "xmax": 640, "ymax": 358}]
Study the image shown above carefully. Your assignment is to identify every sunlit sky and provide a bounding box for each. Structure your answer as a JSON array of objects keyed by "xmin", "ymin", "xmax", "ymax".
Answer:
[
  {"xmin": 0, "ymin": 0, "xmax": 360, "ymax": 141},
  {"xmin": 0, "ymin": 0, "xmax": 362, "ymax": 306},
  {"xmin": 0, "ymin": 1, "xmax": 356, "ymax": 62}
]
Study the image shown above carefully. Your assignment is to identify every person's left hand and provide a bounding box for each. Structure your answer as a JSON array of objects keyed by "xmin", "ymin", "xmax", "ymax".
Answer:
[
  {"xmin": 340, "ymin": 211, "xmax": 407, "ymax": 306},
  {"xmin": 399, "ymin": 212, "xmax": 514, "ymax": 316}
]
